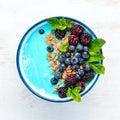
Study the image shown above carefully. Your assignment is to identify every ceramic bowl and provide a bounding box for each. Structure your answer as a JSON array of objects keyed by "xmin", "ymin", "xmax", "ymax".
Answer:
[{"xmin": 16, "ymin": 16, "xmax": 102, "ymax": 102}]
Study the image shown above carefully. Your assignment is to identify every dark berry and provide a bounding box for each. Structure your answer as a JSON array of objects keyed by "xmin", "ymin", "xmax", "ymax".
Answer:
[
  {"xmin": 55, "ymin": 29, "xmax": 66, "ymax": 39},
  {"xmin": 82, "ymin": 51, "xmax": 89, "ymax": 59},
  {"xmin": 58, "ymin": 87, "xmax": 68, "ymax": 98},
  {"xmin": 75, "ymin": 74, "xmax": 81, "ymax": 81},
  {"xmin": 64, "ymin": 75, "xmax": 77, "ymax": 86},
  {"xmin": 46, "ymin": 45, "xmax": 54, "ymax": 52},
  {"xmin": 78, "ymin": 69, "xmax": 85, "ymax": 76},
  {"xmin": 65, "ymin": 58, "xmax": 71, "ymax": 65},
  {"xmin": 71, "ymin": 56, "xmax": 79, "ymax": 65},
  {"xmin": 69, "ymin": 45, "xmax": 75, "ymax": 52},
  {"xmin": 80, "ymin": 34, "xmax": 92, "ymax": 45},
  {"xmin": 72, "ymin": 64, "xmax": 79, "ymax": 70},
  {"xmin": 83, "ymin": 64, "xmax": 91, "ymax": 72},
  {"xmin": 82, "ymin": 71, "xmax": 94, "ymax": 82},
  {"xmin": 76, "ymin": 44, "xmax": 83, "ymax": 52},
  {"xmin": 58, "ymin": 54, "xmax": 66, "ymax": 63},
  {"xmin": 54, "ymin": 72, "xmax": 62, "ymax": 79},
  {"xmin": 75, "ymin": 82, "xmax": 85, "ymax": 92},
  {"xmin": 59, "ymin": 63, "xmax": 66, "ymax": 72},
  {"xmin": 68, "ymin": 35, "xmax": 79, "ymax": 46},
  {"xmin": 74, "ymin": 52, "xmax": 81, "ymax": 58},
  {"xmin": 79, "ymin": 58, "xmax": 85, "ymax": 64},
  {"xmin": 51, "ymin": 78, "xmax": 58, "ymax": 85},
  {"xmin": 39, "ymin": 29, "xmax": 44, "ymax": 34},
  {"xmin": 83, "ymin": 46, "xmax": 89, "ymax": 52},
  {"xmin": 65, "ymin": 52, "xmax": 71, "ymax": 57},
  {"xmin": 70, "ymin": 24, "xmax": 84, "ymax": 36}
]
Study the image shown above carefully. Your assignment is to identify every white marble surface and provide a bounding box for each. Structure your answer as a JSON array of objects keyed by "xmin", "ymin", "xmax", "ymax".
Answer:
[{"xmin": 0, "ymin": 0, "xmax": 120, "ymax": 120}]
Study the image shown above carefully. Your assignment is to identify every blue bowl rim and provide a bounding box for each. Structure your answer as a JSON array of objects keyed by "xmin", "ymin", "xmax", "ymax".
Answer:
[{"xmin": 16, "ymin": 16, "xmax": 103, "ymax": 103}]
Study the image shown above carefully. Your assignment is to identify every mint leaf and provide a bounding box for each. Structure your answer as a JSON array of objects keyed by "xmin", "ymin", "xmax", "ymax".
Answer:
[
  {"xmin": 59, "ymin": 18, "xmax": 67, "ymax": 26},
  {"xmin": 47, "ymin": 18, "xmax": 74, "ymax": 30},
  {"xmin": 66, "ymin": 87, "xmax": 81, "ymax": 102},
  {"xmin": 86, "ymin": 52, "xmax": 104, "ymax": 63},
  {"xmin": 89, "ymin": 38, "xmax": 106, "ymax": 52},
  {"xmin": 74, "ymin": 93, "xmax": 81, "ymax": 102},
  {"xmin": 65, "ymin": 19, "xmax": 74, "ymax": 28},
  {"xmin": 66, "ymin": 87, "xmax": 72, "ymax": 97},
  {"xmin": 88, "ymin": 63, "xmax": 105, "ymax": 74},
  {"xmin": 59, "ymin": 42, "xmax": 69, "ymax": 52},
  {"xmin": 73, "ymin": 86, "xmax": 81, "ymax": 93}
]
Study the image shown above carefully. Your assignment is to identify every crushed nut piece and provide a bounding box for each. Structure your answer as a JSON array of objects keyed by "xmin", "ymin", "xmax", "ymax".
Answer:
[
  {"xmin": 80, "ymin": 65, "xmax": 83, "ymax": 69},
  {"xmin": 46, "ymin": 34, "xmax": 54, "ymax": 44}
]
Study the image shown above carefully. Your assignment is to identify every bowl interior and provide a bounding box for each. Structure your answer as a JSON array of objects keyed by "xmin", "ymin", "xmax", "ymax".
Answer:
[{"xmin": 16, "ymin": 17, "xmax": 100, "ymax": 102}]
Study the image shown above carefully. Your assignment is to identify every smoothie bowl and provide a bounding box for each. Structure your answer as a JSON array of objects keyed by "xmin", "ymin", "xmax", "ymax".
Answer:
[{"xmin": 16, "ymin": 17, "xmax": 105, "ymax": 102}]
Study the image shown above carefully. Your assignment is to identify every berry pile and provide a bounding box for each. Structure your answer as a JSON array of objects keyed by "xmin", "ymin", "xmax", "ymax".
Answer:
[{"xmin": 46, "ymin": 22, "xmax": 95, "ymax": 99}]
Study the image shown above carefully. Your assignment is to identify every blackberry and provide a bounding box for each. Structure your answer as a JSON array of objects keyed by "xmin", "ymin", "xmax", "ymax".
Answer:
[
  {"xmin": 80, "ymin": 34, "xmax": 92, "ymax": 45},
  {"xmin": 75, "ymin": 82, "xmax": 85, "ymax": 92},
  {"xmin": 58, "ymin": 87, "xmax": 68, "ymax": 98},
  {"xmin": 55, "ymin": 29, "xmax": 66, "ymax": 39},
  {"xmin": 64, "ymin": 75, "xmax": 77, "ymax": 86},
  {"xmin": 70, "ymin": 24, "xmax": 84, "ymax": 36},
  {"xmin": 82, "ymin": 71, "xmax": 94, "ymax": 82},
  {"xmin": 68, "ymin": 35, "xmax": 79, "ymax": 46}
]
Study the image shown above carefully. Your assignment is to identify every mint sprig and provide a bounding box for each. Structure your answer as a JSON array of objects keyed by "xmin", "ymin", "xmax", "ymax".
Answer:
[
  {"xmin": 66, "ymin": 87, "xmax": 82, "ymax": 102},
  {"xmin": 88, "ymin": 63, "xmax": 105, "ymax": 74},
  {"xmin": 59, "ymin": 42, "xmax": 69, "ymax": 52},
  {"xmin": 47, "ymin": 18, "xmax": 74, "ymax": 30},
  {"xmin": 86, "ymin": 52, "xmax": 104, "ymax": 63},
  {"xmin": 89, "ymin": 38, "xmax": 106, "ymax": 52},
  {"xmin": 85, "ymin": 38, "xmax": 106, "ymax": 74}
]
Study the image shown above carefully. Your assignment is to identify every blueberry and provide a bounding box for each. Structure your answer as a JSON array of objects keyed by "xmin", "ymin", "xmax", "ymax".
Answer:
[
  {"xmin": 65, "ymin": 52, "xmax": 71, "ymax": 58},
  {"xmin": 71, "ymin": 56, "xmax": 78, "ymax": 65},
  {"xmin": 82, "ymin": 51, "xmax": 89, "ymax": 59},
  {"xmin": 76, "ymin": 44, "xmax": 83, "ymax": 52},
  {"xmin": 72, "ymin": 64, "xmax": 79, "ymax": 70},
  {"xmin": 47, "ymin": 45, "xmax": 54, "ymax": 52},
  {"xmin": 39, "ymin": 29, "xmax": 44, "ymax": 34},
  {"xmin": 78, "ymin": 69, "xmax": 85, "ymax": 76},
  {"xmin": 58, "ymin": 54, "xmax": 66, "ymax": 63},
  {"xmin": 51, "ymin": 78, "xmax": 58, "ymax": 85},
  {"xmin": 65, "ymin": 58, "xmax": 71, "ymax": 65},
  {"xmin": 79, "ymin": 58, "xmax": 85, "ymax": 64},
  {"xmin": 83, "ymin": 46, "xmax": 88, "ymax": 52},
  {"xmin": 54, "ymin": 72, "xmax": 62, "ymax": 79},
  {"xmin": 59, "ymin": 63, "xmax": 66, "ymax": 72},
  {"xmin": 83, "ymin": 64, "xmax": 91, "ymax": 72},
  {"xmin": 69, "ymin": 45, "xmax": 75, "ymax": 52},
  {"xmin": 75, "ymin": 74, "xmax": 81, "ymax": 81},
  {"xmin": 74, "ymin": 52, "xmax": 81, "ymax": 58}
]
